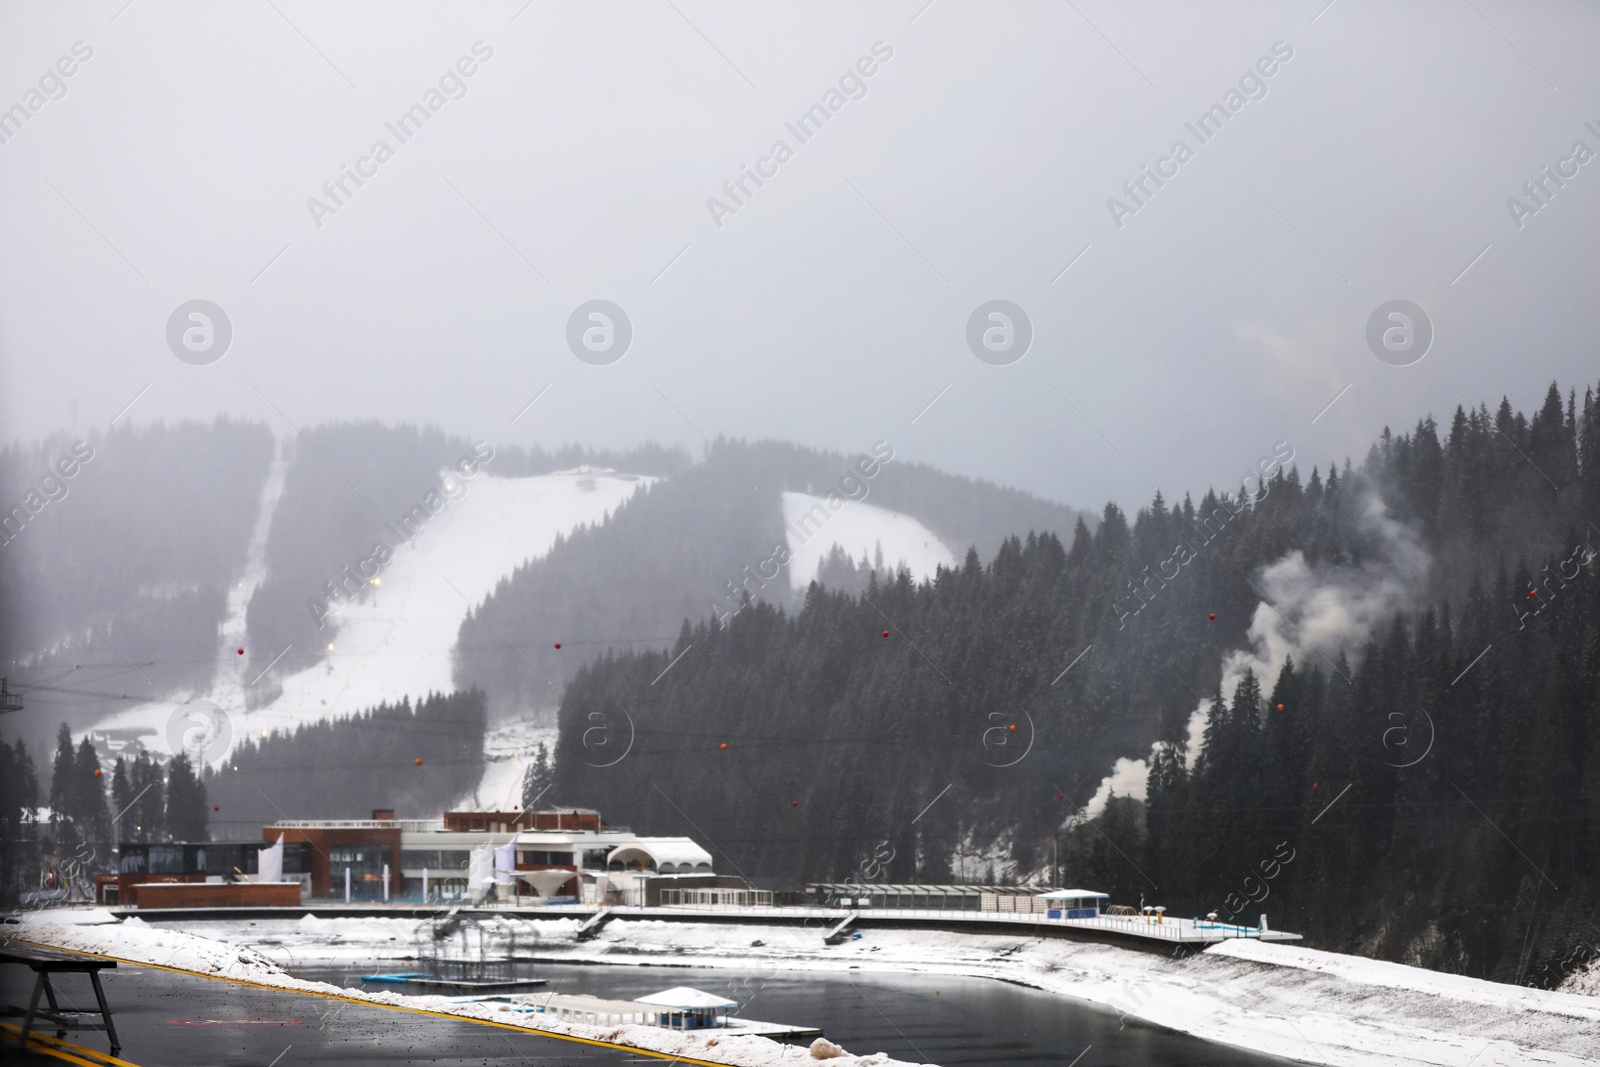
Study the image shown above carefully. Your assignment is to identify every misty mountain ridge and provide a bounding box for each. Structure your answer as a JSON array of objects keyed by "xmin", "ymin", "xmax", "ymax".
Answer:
[{"xmin": 0, "ymin": 421, "xmax": 1090, "ymax": 770}]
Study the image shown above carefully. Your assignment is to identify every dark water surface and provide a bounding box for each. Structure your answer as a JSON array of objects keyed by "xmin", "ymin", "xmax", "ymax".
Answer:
[
  {"xmin": 295, "ymin": 959, "xmax": 1302, "ymax": 1067},
  {"xmin": 0, "ymin": 957, "xmax": 641, "ymax": 1067}
]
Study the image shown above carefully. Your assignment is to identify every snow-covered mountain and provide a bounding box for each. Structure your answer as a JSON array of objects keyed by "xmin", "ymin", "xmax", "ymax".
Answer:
[
  {"xmin": 2, "ymin": 422, "xmax": 1091, "ymax": 820},
  {"xmin": 93, "ymin": 468, "xmax": 654, "ymax": 757}
]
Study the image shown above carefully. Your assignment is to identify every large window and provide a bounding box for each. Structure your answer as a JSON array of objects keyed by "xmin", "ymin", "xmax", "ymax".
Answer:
[
  {"xmin": 147, "ymin": 845, "xmax": 184, "ymax": 874},
  {"xmin": 401, "ymin": 849, "xmax": 470, "ymax": 871},
  {"xmin": 329, "ymin": 846, "xmax": 389, "ymax": 901},
  {"xmin": 518, "ymin": 850, "xmax": 572, "ymax": 866}
]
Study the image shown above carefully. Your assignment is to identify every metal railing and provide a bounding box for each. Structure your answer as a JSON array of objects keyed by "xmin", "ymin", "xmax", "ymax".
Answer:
[
  {"xmin": 350, "ymin": 898, "xmax": 1285, "ymax": 941},
  {"xmin": 658, "ymin": 888, "xmax": 774, "ymax": 908}
]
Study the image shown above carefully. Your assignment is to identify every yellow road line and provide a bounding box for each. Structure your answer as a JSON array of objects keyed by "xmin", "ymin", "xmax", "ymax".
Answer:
[
  {"xmin": 0, "ymin": 1022, "xmax": 127, "ymax": 1067},
  {"xmin": 4, "ymin": 938, "xmax": 739, "ymax": 1067}
]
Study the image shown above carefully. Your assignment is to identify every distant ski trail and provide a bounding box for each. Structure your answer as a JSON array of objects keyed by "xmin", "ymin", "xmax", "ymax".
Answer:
[{"xmin": 211, "ymin": 435, "xmax": 292, "ymax": 717}]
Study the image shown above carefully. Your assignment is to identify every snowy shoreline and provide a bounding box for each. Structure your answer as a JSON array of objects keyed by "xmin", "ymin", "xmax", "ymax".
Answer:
[
  {"xmin": 11, "ymin": 910, "xmax": 1600, "ymax": 1067},
  {"xmin": 5, "ymin": 911, "xmax": 921, "ymax": 1067}
]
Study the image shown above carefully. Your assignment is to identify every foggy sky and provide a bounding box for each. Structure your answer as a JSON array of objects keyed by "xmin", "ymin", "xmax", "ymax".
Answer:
[{"xmin": 3, "ymin": 0, "xmax": 1598, "ymax": 512}]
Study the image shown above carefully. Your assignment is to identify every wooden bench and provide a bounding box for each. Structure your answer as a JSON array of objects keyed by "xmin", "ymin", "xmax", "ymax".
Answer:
[{"xmin": 0, "ymin": 943, "xmax": 121, "ymax": 1056}]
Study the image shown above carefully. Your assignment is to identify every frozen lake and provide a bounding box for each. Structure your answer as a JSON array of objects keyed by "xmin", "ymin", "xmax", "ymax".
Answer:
[{"xmin": 295, "ymin": 959, "xmax": 1299, "ymax": 1066}]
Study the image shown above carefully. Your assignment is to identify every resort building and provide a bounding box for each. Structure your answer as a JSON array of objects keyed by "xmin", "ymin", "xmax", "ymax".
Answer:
[
  {"xmin": 255, "ymin": 807, "xmax": 718, "ymax": 903},
  {"xmin": 805, "ymin": 883, "xmax": 1064, "ymax": 912},
  {"xmin": 95, "ymin": 807, "xmax": 731, "ymax": 907}
]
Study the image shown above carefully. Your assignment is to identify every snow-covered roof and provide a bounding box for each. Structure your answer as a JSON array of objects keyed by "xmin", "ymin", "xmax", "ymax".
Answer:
[
  {"xmin": 808, "ymin": 883, "xmax": 1041, "ymax": 895},
  {"xmin": 632, "ymin": 986, "xmax": 739, "ymax": 1009},
  {"xmin": 607, "ymin": 838, "xmax": 713, "ymax": 869},
  {"xmin": 1035, "ymin": 889, "xmax": 1110, "ymax": 900}
]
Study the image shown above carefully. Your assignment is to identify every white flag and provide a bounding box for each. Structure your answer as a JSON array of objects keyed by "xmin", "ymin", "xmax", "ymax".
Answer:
[
  {"xmin": 494, "ymin": 840, "xmax": 517, "ymax": 886},
  {"xmin": 468, "ymin": 841, "xmax": 495, "ymax": 887},
  {"xmin": 257, "ymin": 834, "xmax": 284, "ymax": 883}
]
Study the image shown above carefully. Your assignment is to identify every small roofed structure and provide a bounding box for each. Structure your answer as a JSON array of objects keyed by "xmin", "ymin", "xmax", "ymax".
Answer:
[
  {"xmin": 607, "ymin": 839, "xmax": 713, "ymax": 874},
  {"xmin": 1035, "ymin": 888, "xmax": 1109, "ymax": 918},
  {"xmin": 632, "ymin": 986, "xmax": 739, "ymax": 1030}
]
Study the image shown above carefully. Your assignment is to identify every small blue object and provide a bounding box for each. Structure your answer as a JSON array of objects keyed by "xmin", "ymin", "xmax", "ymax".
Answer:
[
  {"xmin": 851, "ymin": 932, "xmax": 862, "ymax": 940},
  {"xmin": 361, "ymin": 972, "xmax": 426, "ymax": 982},
  {"xmin": 1047, "ymin": 909, "xmax": 1063, "ymax": 919}
]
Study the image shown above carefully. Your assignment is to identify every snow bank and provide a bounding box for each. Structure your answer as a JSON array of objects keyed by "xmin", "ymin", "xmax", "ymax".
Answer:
[
  {"xmin": 104, "ymin": 913, "xmax": 1600, "ymax": 1067},
  {"xmin": 6, "ymin": 915, "xmax": 928, "ymax": 1067},
  {"xmin": 20, "ymin": 910, "xmax": 1599, "ymax": 1066},
  {"xmin": 10, "ymin": 906, "xmax": 122, "ymax": 926},
  {"xmin": 1559, "ymin": 956, "xmax": 1600, "ymax": 998}
]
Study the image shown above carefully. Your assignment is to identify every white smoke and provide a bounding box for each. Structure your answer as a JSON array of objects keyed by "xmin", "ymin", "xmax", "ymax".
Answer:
[{"xmin": 1080, "ymin": 493, "xmax": 1427, "ymax": 822}]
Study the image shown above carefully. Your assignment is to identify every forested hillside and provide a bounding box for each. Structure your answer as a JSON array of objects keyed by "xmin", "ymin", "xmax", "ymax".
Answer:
[
  {"xmin": 243, "ymin": 423, "xmax": 686, "ymax": 704},
  {"xmin": 455, "ymin": 438, "xmax": 1092, "ymax": 711},
  {"xmin": 204, "ymin": 689, "xmax": 487, "ymax": 828},
  {"xmin": 550, "ymin": 382, "xmax": 1600, "ymax": 987},
  {"xmin": 0, "ymin": 420, "xmax": 274, "ymax": 758}
]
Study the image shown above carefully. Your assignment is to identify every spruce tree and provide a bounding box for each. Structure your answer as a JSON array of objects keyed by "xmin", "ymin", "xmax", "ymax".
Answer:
[
  {"xmin": 164, "ymin": 754, "xmax": 209, "ymax": 842},
  {"xmin": 75, "ymin": 738, "xmax": 111, "ymax": 847},
  {"xmin": 48, "ymin": 724, "xmax": 77, "ymax": 844},
  {"xmin": 110, "ymin": 758, "xmax": 131, "ymax": 840}
]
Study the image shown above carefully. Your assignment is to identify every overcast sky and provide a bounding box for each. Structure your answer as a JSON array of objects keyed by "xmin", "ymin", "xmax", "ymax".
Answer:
[{"xmin": 3, "ymin": 0, "xmax": 1598, "ymax": 512}]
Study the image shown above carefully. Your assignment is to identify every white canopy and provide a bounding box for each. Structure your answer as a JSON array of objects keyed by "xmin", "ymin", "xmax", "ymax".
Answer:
[
  {"xmin": 468, "ymin": 842, "xmax": 495, "ymax": 887},
  {"xmin": 607, "ymin": 838, "xmax": 713, "ymax": 870},
  {"xmin": 493, "ymin": 841, "xmax": 517, "ymax": 886},
  {"xmin": 633, "ymin": 986, "xmax": 739, "ymax": 1009},
  {"xmin": 519, "ymin": 869, "xmax": 575, "ymax": 897},
  {"xmin": 1035, "ymin": 889, "xmax": 1110, "ymax": 901},
  {"xmin": 256, "ymin": 834, "xmax": 284, "ymax": 884}
]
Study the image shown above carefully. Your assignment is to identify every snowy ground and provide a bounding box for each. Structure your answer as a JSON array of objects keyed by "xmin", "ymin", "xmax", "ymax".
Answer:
[
  {"xmin": 780, "ymin": 492, "xmax": 955, "ymax": 591},
  {"xmin": 92, "ymin": 468, "xmax": 652, "ymax": 765},
  {"xmin": 1562, "ymin": 957, "xmax": 1600, "ymax": 997},
  {"xmin": 460, "ymin": 719, "xmax": 559, "ymax": 811},
  {"xmin": 6, "ymin": 912, "xmax": 922, "ymax": 1067},
  {"xmin": 25, "ymin": 910, "xmax": 1595, "ymax": 1067},
  {"xmin": 208, "ymin": 436, "xmax": 292, "ymax": 720}
]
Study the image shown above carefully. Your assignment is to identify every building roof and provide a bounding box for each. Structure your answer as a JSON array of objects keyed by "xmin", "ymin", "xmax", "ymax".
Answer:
[
  {"xmin": 1036, "ymin": 889, "xmax": 1110, "ymax": 900},
  {"xmin": 607, "ymin": 838, "xmax": 713, "ymax": 868},
  {"xmin": 633, "ymin": 986, "xmax": 739, "ymax": 1009},
  {"xmin": 808, "ymin": 883, "xmax": 1047, "ymax": 895}
]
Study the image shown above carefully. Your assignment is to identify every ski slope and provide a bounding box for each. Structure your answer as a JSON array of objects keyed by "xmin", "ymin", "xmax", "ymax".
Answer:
[
  {"xmin": 780, "ymin": 491, "xmax": 956, "ymax": 591},
  {"xmin": 94, "ymin": 468, "xmax": 653, "ymax": 762},
  {"xmin": 459, "ymin": 719, "xmax": 559, "ymax": 811}
]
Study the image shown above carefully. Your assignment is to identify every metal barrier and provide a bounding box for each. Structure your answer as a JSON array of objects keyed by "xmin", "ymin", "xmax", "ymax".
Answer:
[{"xmin": 456, "ymin": 900, "xmax": 1278, "ymax": 942}]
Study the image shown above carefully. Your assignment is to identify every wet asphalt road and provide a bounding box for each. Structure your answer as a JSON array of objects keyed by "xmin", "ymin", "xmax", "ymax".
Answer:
[{"xmin": 1, "ymin": 959, "xmax": 652, "ymax": 1067}]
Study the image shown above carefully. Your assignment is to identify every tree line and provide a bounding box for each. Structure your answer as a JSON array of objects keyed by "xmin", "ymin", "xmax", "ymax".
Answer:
[
  {"xmin": 549, "ymin": 381, "xmax": 1600, "ymax": 986},
  {"xmin": 0, "ymin": 726, "xmax": 210, "ymax": 903},
  {"xmin": 205, "ymin": 689, "xmax": 487, "ymax": 825}
]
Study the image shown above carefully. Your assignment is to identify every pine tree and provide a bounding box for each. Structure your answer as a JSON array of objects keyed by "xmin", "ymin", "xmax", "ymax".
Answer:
[
  {"xmin": 0, "ymin": 740, "xmax": 42, "ymax": 902},
  {"xmin": 48, "ymin": 725, "xmax": 78, "ymax": 844},
  {"xmin": 164, "ymin": 754, "xmax": 209, "ymax": 842},
  {"xmin": 129, "ymin": 751, "xmax": 165, "ymax": 843},
  {"xmin": 110, "ymin": 758, "xmax": 131, "ymax": 840},
  {"xmin": 521, "ymin": 743, "xmax": 554, "ymax": 809},
  {"xmin": 75, "ymin": 738, "xmax": 111, "ymax": 847}
]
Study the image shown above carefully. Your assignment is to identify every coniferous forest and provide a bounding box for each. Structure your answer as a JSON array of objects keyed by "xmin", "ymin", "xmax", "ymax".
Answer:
[
  {"xmin": 204, "ymin": 689, "xmax": 487, "ymax": 828},
  {"xmin": 550, "ymin": 381, "xmax": 1600, "ymax": 987}
]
